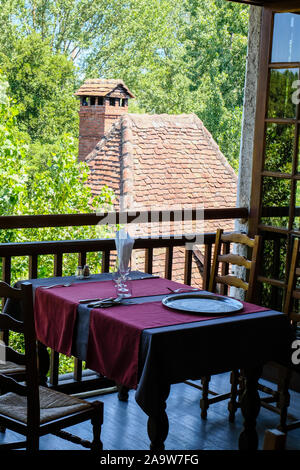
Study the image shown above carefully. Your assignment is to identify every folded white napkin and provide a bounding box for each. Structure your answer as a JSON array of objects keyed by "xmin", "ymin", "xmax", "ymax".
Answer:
[{"xmin": 115, "ymin": 229, "xmax": 135, "ymax": 273}]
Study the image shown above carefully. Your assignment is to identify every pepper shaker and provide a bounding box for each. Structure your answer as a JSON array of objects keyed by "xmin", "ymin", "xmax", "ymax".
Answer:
[{"xmin": 83, "ymin": 265, "xmax": 90, "ymax": 277}]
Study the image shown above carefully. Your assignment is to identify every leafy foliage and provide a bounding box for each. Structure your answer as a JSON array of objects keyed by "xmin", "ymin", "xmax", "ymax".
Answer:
[
  {"xmin": 0, "ymin": 80, "xmax": 116, "ymax": 283},
  {"xmin": 0, "ymin": 0, "xmax": 249, "ymax": 169},
  {"xmin": 0, "ymin": 33, "xmax": 79, "ymax": 143},
  {"xmin": 184, "ymin": 0, "xmax": 248, "ymax": 169},
  {"xmin": 0, "ymin": 81, "xmax": 116, "ymax": 373}
]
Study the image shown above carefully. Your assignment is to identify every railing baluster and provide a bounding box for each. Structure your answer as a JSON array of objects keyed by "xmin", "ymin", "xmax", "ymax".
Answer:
[
  {"xmin": 1, "ymin": 256, "xmax": 11, "ymax": 343},
  {"xmin": 78, "ymin": 252, "xmax": 87, "ymax": 268},
  {"xmin": 50, "ymin": 253, "xmax": 63, "ymax": 388},
  {"xmin": 29, "ymin": 254, "xmax": 38, "ymax": 279},
  {"xmin": 50, "ymin": 350, "xmax": 59, "ymax": 387},
  {"xmin": 74, "ymin": 250, "xmax": 84, "ymax": 382},
  {"xmin": 145, "ymin": 248, "xmax": 153, "ymax": 274},
  {"xmin": 2, "ymin": 256, "xmax": 11, "ymax": 285},
  {"xmin": 203, "ymin": 243, "xmax": 212, "ymax": 290},
  {"xmin": 165, "ymin": 246, "xmax": 173, "ymax": 280},
  {"xmin": 220, "ymin": 242, "xmax": 230, "ymax": 295},
  {"xmin": 74, "ymin": 358, "xmax": 83, "ymax": 382},
  {"xmin": 54, "ymin": 253, "xmax": 63, "ymax": 277},
  {"xmin": 102, "ymin": 250, "xmax": 110, "ymax": 273},
  {"xmin": 184, "ymin": 249, "xmax": 193, "ymax": 286}
]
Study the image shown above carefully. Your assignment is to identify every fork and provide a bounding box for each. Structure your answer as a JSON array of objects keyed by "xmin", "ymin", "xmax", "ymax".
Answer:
[
  {"xmin": 167, "ymin": 287, "xmax": 199, "ymax": 293},
  {"xmin": 41, "ymin": 283, "xmax": 73, "ymax": 289}
]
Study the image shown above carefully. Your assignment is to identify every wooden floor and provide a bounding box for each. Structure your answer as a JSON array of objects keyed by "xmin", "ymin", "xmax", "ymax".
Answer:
[{"xmin": 1, "ymin": 372, "xmax": 300, "ymax": 451}]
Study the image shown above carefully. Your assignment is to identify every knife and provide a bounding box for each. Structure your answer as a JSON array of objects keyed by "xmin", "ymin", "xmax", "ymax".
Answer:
[{"xmin": 79, "ymin": 298, "xmax": 101, "ymax": 304}]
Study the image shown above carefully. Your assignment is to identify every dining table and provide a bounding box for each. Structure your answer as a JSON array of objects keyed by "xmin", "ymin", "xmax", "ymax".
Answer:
[{"xmin": 4, "ymin": 271, "xmax": 293, "ymax": 451}]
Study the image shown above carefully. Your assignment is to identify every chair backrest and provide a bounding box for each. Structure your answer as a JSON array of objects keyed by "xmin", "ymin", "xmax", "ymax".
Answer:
[
  {"xmin": 283, "ymin": 237, "xmax": 300, "ymax": 323},
  {"xmin": 208, "ymin": 229, "xmax": 261, "ymax": 302},
  {"xmin": 0, "ymin": 281, "xmax": 39, "ymax": 430}
]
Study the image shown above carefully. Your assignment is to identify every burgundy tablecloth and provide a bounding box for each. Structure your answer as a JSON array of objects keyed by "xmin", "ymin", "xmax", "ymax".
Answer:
[
  {"xmin": 85, "ymin": 280, "xmax": 269, "ymax": 389},
  {"xmin": 34, "ymin": 277, "xmax": 268, "ymax": 389},
  {"xmin": 34, "ymin": 277, "xmax": 200, "ymax": 355}
]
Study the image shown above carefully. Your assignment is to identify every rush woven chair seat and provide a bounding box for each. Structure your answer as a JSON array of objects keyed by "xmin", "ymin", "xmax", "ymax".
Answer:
[
  {"xmin": 0, "ymin": 387, "xmax": 93, "ymax": 425},
  {"xmin": 0, "ymin": 281, "xmax": 103, "ymax": 452},
  {"xmin": 193, "ymin": 229, "xmax": 262, "ymax": 421},
  {"xmin": 0, "ymin": 362, "xmax": 25, "ymax": 375}
]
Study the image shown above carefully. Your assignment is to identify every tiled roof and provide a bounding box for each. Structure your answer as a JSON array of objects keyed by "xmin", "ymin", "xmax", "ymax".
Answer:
[
  {"xmin": 75, "ymin": 79, "xmax": 135, "ymax": 98},
  {"xmin": 86, "ymin": 113, "xmax": 237, "ymax": 232}
]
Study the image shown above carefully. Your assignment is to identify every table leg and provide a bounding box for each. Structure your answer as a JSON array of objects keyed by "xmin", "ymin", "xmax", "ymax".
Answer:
[
  {"xmin": 239, "ymin": 366, "xmax": 262, "ymax": 450},
  {"xmin": 117, "ymin": 384, "xmax": 129, "ymax": 401},
  {"xmin": 38, "ymin": 342, "xmax": 50, "ymax": 386},
  {"xmin": 147, "ymin": 383, "xmax": 170, "ymax": 451}
]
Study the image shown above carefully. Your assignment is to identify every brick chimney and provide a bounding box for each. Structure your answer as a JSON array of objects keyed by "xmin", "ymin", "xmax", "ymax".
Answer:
[{"xmin": 75, "ymin": 79, "xmax": 134, "ymax": 162}]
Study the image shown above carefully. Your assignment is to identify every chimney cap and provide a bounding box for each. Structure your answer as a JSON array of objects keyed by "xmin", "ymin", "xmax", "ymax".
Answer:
[{"xmin": 75, "ymin": 79, "xmax": 135, "ymax": 98}]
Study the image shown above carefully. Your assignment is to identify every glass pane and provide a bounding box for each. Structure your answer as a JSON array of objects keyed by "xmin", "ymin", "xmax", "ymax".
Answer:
[
  {"xmin": 268, "ymin": 68, "xmax": 298, "ymax": 119},
  {"xmin": 272, "ymin": 13, "xmax": 300, "ymax": 63},
  {"xmin": 264, "ymin": 124, "xmax": 295, "ymax": 173},
  {"xmin": 260, "ymin": 282, "xmax": 285, "ymax": 311},
  {"xmin": 293, "ymin": 181, "xmax": 300, "ymax": 230},
  {"xmin": 298, "ymin": 129, "xmax": 300, "ymax": 173},
  {"xmin": 261, "ymin": 237, "xmax": 287, "ymax": 283},
  {"xmin": 261, "ymin": 176, "xmax": 291, "ymax": 229}
]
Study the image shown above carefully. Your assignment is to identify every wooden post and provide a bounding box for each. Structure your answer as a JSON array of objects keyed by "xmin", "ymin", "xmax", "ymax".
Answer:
[{"xmin": 263, "ymin": 429, "xmax": 286, "ymax": 450}]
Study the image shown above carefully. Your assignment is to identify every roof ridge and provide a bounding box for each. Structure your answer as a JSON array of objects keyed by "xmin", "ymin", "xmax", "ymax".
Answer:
[
  {"xmin": 126, "ymin": 112, "xmax": 197, "ymax": 118},
  {"xmin": 120, "ymin": 114, "xmax": 134, "ymax": 210}
]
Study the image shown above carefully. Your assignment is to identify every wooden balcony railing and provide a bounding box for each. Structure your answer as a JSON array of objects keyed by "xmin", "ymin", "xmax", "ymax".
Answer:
[{"xmin": 0, "ymin": 207, "xmax": 248, "ymax": 393}]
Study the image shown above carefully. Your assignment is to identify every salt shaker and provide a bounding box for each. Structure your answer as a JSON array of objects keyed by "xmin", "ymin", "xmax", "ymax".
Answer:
[{"xmin": 76, "ymin": 266, "xmax": 83, "ymax": 279}]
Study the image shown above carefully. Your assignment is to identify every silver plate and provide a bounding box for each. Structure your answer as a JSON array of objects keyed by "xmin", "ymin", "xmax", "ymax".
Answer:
[{"xmin": 162, "ymin": 293, "xmax": 243, "ymax": 315}]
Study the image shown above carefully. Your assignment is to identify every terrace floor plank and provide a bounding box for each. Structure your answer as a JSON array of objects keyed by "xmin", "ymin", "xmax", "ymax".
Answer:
[{"xmin": 0, "ymin": 373, "xmax": 299, "ymax": 451}]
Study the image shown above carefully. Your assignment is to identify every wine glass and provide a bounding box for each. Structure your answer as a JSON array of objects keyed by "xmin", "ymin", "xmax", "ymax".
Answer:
[{"xmin": 113, "ymin": 257, "xmax": 132, "ymax": 297}]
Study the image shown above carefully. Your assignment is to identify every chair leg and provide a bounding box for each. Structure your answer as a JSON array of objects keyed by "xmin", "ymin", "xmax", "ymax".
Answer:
[
  {"xmin": 26, "ymin": 434, "xmax": 39, "ymax": 453},
  {"xmin": 228, "ymin": 369, "xmax": 239, "ymax": 422},
  {"xmin": 91, "ymin": 401, "xmax": 103, "ymax": 452},
  {"xmin": 200, "ymin": 375, "xmax": 211, "ymax": 420},
  {"xmin": 278, "ymin": 367, "xmax": 291, "ymax": 432}
]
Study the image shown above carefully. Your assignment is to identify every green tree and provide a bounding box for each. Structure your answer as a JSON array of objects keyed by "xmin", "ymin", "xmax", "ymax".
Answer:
[
  {"xmin": 184, "ymin": 0, "xmax": 249, "ymax": 169},
  {"xmin": 0, "ymin": 79, "xmax": 116, "ymax": 373},
  {"xmin": 0, "ymin": 33, "xmax": 79, "ymax": 143},
  {"xmin": 84, "ymin": 0, "xmax": 195, "ymax": 114},
  {"xmin": 0, "ymin": 75, "xmax": 116, "ymax": 273},
  {"xmin": 0, "ymin": 82, "xmax": 29, "ymax": 227},
  {"xmin": 0, "ymin": 0, "xmax": 249, "ymax": 169},
  {"xmin": 0, "ymin": 0, "xmax": 110, "ymax": 58}
]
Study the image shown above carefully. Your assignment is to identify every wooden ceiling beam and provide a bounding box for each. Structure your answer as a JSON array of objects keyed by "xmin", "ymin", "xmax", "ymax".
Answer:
[
  {"xmin": 227, "ymin": 0, "xmax": 300, "ymax": 10},
  {"xmin": 226, "ymin": 0, "xmax": 263, "ymax": 5}
]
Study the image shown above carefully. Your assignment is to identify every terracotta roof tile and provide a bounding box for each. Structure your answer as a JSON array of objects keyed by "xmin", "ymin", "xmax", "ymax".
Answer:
[
  {"xmin": 86, "ymin": 112, "xmax": 237, "ymax": 233},
  {"xmin": 75, "ymin": 79, "xmax": 135, "ymax": 98}
]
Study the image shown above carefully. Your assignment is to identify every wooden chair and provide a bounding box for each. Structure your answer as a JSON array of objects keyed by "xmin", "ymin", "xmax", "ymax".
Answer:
[
  {"xmin": 250, "ymin": 237, "xmax": 300, "ymax": 435},
  {"xmin": 0, "ymin": 298, "xmax": 26, "ymax": 383},
  {"xmin": 198, "ymin": 229, "xmax": 261, "ymax": 421},
  {"xmin": 274, "ymin": 237, "xmax": 300, "ymax": 432},
  {"xmin": 0, "ymin": 281, "xmax": 103, "ymax": 452}
]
